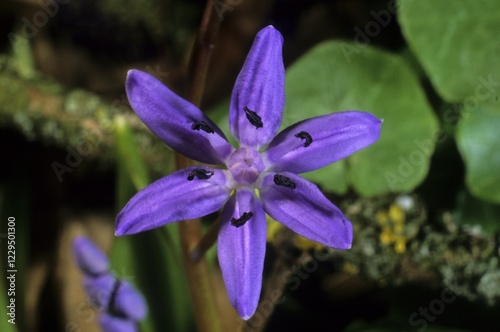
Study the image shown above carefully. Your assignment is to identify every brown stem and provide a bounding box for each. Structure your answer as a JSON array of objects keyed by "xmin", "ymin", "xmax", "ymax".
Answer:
[
  {"xmin": 186, "ymin": 0, "xmax": 222, "ymax": 106},
  {"xmin": 191, "ymin": 217, "xmax": 221, "ymax": 262},
  {"xmin": 176, "ymin": 1, "xmax": 224, "ymax": 331}
]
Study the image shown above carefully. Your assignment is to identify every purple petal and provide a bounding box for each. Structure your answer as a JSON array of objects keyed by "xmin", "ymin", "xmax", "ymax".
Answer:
[
  {"xmin": 126, "ymin": 70, "xmax": 234, "ymax": 164},
  {"xmin": 116, "ymin": 167, "xmax": 231, "ymax": 235},
  {"xmin": 263, "ymin": 111, "xmax": 382, "ymax": 173},
  {"xmin": 99, "ymin": 313, "xmax": 137, "ymax": 332},
  {"xmin": 260, "ymin": 172, "xmax": 352, "ymax": 249},
  {"xmin": 229, "ymin": 26, "xmax": 285, "ymax": 149},
  {"xmin": 112, "ymin": 281, "xmax": 148, "ymax": 321},
  {"xmin": 217, "ymin": 189, "xmax": 266, "ymax": 320},
  {"xmin": 83, "ymin": 274, "xmax": 117, "ymax": 310},
  {"xmin": 73, "ymin": 236, "xmax": 109, "ymax": 276}
]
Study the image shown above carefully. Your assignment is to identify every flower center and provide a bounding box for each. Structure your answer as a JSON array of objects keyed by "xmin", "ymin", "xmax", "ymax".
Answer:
[{"xmin": 227, "ymin": 147, "xmax": 265, "ymax": 185}]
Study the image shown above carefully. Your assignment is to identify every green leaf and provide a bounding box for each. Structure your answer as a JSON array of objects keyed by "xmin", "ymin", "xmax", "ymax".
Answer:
[
  {"xmin": 399, "ymin": 0, "xmax": 500, "ymax": 104},
  {"xmin": 114, "ymin": 115, "xmax": 151, "ymax": 190},
  {"xmin": 285, "ymin": 41, "xmax": 438, "ymax": 195},
  {"xmin": 457, "ymin": 105, "xmax": 500, "ymax": 203}
]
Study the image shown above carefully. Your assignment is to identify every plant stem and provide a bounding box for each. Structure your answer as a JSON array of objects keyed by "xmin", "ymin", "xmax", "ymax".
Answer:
[
  {"xmin": 186, "ymin": 0, "xmax": 222, "ymax": 105},
  {"xmin": 191, "ymin": 217, "xmax": 220, "ymax": 262},
  {"xmin": 176, "ymin": 1, "xmax": 224, "ymax": 331}
]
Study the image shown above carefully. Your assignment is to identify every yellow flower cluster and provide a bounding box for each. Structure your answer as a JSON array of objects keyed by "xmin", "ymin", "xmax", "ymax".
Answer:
[{"xmin": 376, "ymin": 204, "xmax": 407, "ymax": 254}]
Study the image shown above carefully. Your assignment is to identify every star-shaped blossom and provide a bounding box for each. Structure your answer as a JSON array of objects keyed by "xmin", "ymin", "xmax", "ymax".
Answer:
[
  {"xmin": 73, "ymin": 236, "xmax": 148, "ymax": 331},
  {"xmin": 115, "ymin": 25, "xmax": 382, "ymax": 319}
]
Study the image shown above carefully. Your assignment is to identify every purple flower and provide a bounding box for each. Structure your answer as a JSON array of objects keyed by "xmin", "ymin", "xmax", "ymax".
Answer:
[
  {"xmin": 115, "ymin": 25, "xmax": 381, "ymax": 319},
  {"xmin": 73, "ymin": 236, "xmax": 148, "ymax": 331}
]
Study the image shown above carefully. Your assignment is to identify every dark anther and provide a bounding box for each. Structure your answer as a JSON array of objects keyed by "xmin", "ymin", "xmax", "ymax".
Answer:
[
  {"xmin": 244, "ymin": 106, "xmax": 263, "ymax": 129},
  {"xmin": 108, "ymin": 279, "xmax": 121, "ymax": 312},
  {"xmin": 295, "ymin": 131, "xmax": 313, "ymax": 147},
  {"xmin": 231, "ymin": 211, "xmax": 253, "ymax": 228},
  {"xmin": 187, "ymin": 169, "xmax": 214, "ymax": 181},
  {"xmin": 274, "ymin": 174, "xmax": 296, "ymax": 189},
  {"xmin": 191, "ymin": 121, "xmax": 214, "ymax": 134}
]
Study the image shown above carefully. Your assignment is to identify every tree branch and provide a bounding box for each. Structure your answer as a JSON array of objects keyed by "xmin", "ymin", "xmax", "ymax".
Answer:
[{"xmin": 0, "ymin": 57, "xmax": 174, "ymax": 177}]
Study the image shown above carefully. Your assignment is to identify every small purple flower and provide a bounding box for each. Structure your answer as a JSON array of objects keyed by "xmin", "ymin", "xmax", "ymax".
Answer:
[
  {"xmin": 73, "ymin": 237, "xmax": 148, "ymax": 331},
  {"xmin": 115, "ymin": 25, "xmax": 381, "ymax": 319}
]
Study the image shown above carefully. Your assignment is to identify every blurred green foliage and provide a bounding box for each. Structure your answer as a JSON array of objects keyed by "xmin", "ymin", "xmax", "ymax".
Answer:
[{"xmin": 399, "ymin": 0, "xmax": 500, "ymax": 105}]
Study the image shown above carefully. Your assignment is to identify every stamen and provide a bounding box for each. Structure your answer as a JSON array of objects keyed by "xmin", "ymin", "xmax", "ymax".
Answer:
[
  {"xmin": 191, "ymin": 121, "xmax": 214, "ymax": 134},
  {"xmin": 274, "ymin": 174, "xmax": 296, "ymax": 189},
  {"xmin": 243, "ymin": 106, "xmax": 263, "ymax": 129},
  {"xmin": 231, "ymin": 211, "xmax": 253, "ymax": 227},
  {"xmin": 187, "ymin": 169, "xmax": 215, "ymax": 181},
  {"xmin": 295, "ymin": 131, "xmax": 313, "ymax": 147}
]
